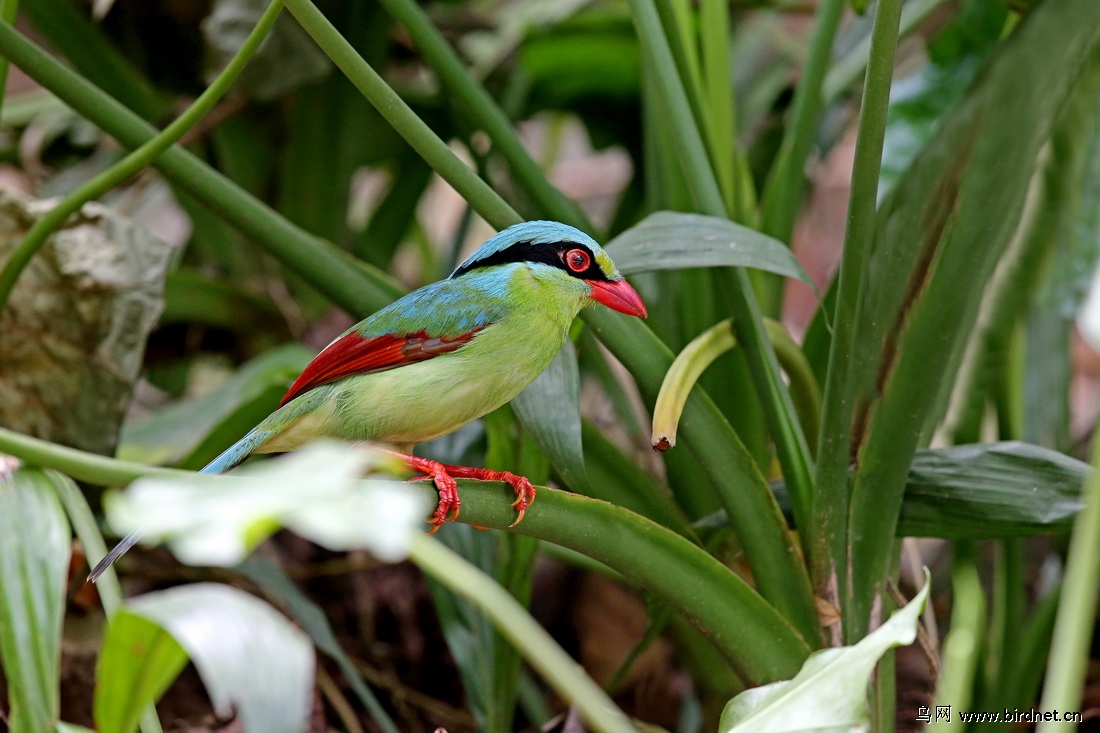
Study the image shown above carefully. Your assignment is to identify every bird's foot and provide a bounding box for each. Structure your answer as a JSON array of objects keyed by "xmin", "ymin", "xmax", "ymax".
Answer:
[
  {"xmin": 438, "ymin": 465, "xmax": 536, "ymax": 527},
  {"xmin": 390, "ymin": 452, "xmax": 536, "ymax": 532}
]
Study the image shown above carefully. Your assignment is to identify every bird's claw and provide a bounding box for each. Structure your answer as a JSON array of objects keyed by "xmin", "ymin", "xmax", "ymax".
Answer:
[{"xmin": 390, "ymin": 451, "xmax": 535, "ymax": 532}]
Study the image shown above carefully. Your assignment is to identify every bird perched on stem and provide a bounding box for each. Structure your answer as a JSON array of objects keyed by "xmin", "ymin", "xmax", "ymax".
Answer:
[{"xmin": 90, "ymin": 221, "xmax": 646, "ymax": 581}]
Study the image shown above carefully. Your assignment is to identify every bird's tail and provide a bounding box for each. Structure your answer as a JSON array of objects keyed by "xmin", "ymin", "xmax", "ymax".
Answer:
[
  {"xmin": 87, "ymin": 425, "xmax": 277, "ymax": 583},
  {"xmin": 200, "ymin": 425, "xmax": 277, "ymax": 474}
]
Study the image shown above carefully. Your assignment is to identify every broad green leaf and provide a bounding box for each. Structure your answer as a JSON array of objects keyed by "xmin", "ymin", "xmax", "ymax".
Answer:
[
  {"xmin": 899, "ymin": 442, "xmax": 1086, "ymax": 538},
  {"xmin": 96, "ymin": 584, "xmax": 314, "ymax": 733},
  {"xmin": 105, "ymin": 442, "xmax": 428, "ymax": 566},
  {"xmin": 118, "ymin": 345, "xmax": 312, "ymax": 469},
  {"xmin": 511, "ymin": 341, "xmax": 588, "ymax": 493},
  {"xmin": 95, "ymin": 612, "xmax": 189, "ymax": 733},
  {"xmin": 57, "ymin": 724, "xmax": 95, "ymax": 733},
  {"xmin": 605, "ymin": 211, "xmax": 810, "ymax": 283},
  {"xmin": 0, "ymin": 462, "xmax": 71, "ymax": 733},
  {"xmin": 718, "ymin": 571, "xmax": 930, "ymax": 732},
  {"xmin": 765, "ymin": 442, "xmax": 1086, "ymax": 539}
]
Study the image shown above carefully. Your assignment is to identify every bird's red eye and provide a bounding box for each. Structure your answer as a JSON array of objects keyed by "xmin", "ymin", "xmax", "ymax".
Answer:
[{"xmin": 565, "ymin": 248, "xmax": 591, "ymax": 273}]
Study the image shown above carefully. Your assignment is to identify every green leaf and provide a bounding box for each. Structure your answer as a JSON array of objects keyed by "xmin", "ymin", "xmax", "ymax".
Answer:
[
  {"xmin": 96, "ymin": 584, "xmax": 315, "ymax": 733},
  {"xmin": 899, "ymin": 442, "xmax": 1086, "ymax": 538},
  {"xmin": 718, "ymin": 570, "xmax": 930, "ymax": 732},
  {"xmin": 0, "ymin": 462, "xmax": 71, "ymax": 733},
  {"xmin": 94, "ymin": 612, "xmax": 188, "ymax": 733},
  {"xmin": 766, "ymin": 442, "xmax": 1087, "ymax": 539},
  {"xmin": 511, "ymin": 341, "xmax": 588, "ymax": 493},
  {"xmin": 605, "ymin": 211, "xmax": 811, "ymax": 283},
  {"xmin": 117, "ymin": 345, "xmax": 313, "ymax": 469}
]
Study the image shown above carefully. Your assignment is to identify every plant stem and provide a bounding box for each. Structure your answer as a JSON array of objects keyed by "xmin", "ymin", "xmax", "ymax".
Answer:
[
  {"xmin": 0, "ymin": 427, "xmax": 187, "ymax": 486},
  {"xmin": 1036, "ymin": 429, "xmax": 1100, "ymax": 731},
  {"xmin": 282, "ymin": 0, "xmax": 522, "ymax": 231},
  {"xmin": 811, "ymin": 0, "xmax": 903, "ymax": 640},
  {"xmin": 409, "ymin": 536, "xmax": 634, "ymax": 733},
  {"xmin": 0, "ymin": 0, "xmax": 285, "ymax": 316}
]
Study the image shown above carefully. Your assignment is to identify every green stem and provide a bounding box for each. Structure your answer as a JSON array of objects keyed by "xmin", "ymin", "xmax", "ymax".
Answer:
[
  {"xmin": 811, "ymin": 0, "xmax": 903, "ymax": 640},
  {"xmin": 699, "ymin": 0, "xmax": 736, "ymax": 216},
  {"xmin": 629, "ymin": 0, "xmax": 816, "ymax": 554},
  {"xmin": 0, "ymin": 21, "xmax": 402, "ymax": 318},
  {"xmin": 0, "ymin": 427, "xmax": 187, "ymax": 486},
  {"xmin": 1036, "ymin": 429, "xmax": 1100, "ymax": 731},
  {"xmin": 375, "ymin": 0, "xmax": 592, "ymax": 233},
  {"xmin": 759, "ymin": 0, "xmax": 845, "ymax": 247},
  {"xmin": 0, "ymin": 0, "xmax": 285, "ymax": 315},
  {"xmin": 409, "ymin": 535, "xmax": 634, "ymax": 733},
  {"xmin": 282, "ymin": 0, "xmax": 521, "ymax": 232},
  {"xmin": 411, "ymin": 480, "xmax": 811, "ymax": 683},
  {"xmin": 823, "ymin": 0, "xmax": 951, "ymax": 103},
  {"xmin": 0, "ymin": 0, "xmax": 18, "ymax": 119}
]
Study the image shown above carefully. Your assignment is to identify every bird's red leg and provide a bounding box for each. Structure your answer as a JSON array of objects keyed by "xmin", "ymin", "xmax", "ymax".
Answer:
[{"xmin": 386, "ymin": 451, "xmax": 535, "ymax": 531}]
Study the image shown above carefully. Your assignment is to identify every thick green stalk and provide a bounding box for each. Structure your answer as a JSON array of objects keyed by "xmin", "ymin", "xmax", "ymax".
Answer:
[
  {"xmin": 408, "ymin": 481, "xmax": 811, "ymax": 683},
  {"xmin": 282, "ymin": 0, "xmax": 522, "ymax": 231},
  {"xmin": 410, "ymin": 536, "xmax": 633, "ymax": 733},
  {"xmin": 812, "ymin": 0, "xmax": 903, "ymax": 640},
  {"xmin": 628, "ymin": 0, "xmax": 815, "ymax": 544},
  {"xmin": 375, "ymin": 0, "xmax": 592, "ymax": 233},
  {"xmin": 759, "ymin": 0, "xmax": 845, "ymax": 248},
  {"xmin": 0, "ymin": 21, "xmax": 403, "ymax": 317},
  {"xmin": 1036, "ymin": 429, "xmax": 1100, "ymax": 731},
  {"xmin": 0, "ymin": 0, "xmax": 285, "ymax": 315}
]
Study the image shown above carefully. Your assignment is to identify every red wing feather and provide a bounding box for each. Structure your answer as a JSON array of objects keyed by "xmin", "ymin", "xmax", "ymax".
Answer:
[{"xmin": 279, "ymin": 326, "xmax": 486, "ymax": 407}]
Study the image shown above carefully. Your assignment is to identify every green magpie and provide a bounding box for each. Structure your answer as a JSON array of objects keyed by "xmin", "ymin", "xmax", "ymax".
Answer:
[{"xmin": 90, "ymin": 220, "xmax": 646, "ymax": 581}]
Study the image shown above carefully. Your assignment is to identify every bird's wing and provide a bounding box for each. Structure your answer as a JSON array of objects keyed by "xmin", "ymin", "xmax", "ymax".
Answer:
[{"xmin": 279, "ymin": 278, "xmax": 505, "ymax": 407}]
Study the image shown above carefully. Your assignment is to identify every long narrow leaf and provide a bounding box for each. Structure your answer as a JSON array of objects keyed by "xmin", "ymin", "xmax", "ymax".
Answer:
[{"xmin": 0, "ymin": 462, "xmax": 70, "ymax": 733}]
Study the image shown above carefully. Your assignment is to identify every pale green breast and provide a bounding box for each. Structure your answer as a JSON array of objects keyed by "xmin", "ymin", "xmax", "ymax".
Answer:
[{"xmin": 260, "ymin": 265, "xmax": 588, "ymax": 453}]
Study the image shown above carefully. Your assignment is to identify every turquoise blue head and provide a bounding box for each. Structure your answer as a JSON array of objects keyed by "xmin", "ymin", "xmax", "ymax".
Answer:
[{"xmin": 450, "ymin": 221, "xmax": 647, "ymax": 317}]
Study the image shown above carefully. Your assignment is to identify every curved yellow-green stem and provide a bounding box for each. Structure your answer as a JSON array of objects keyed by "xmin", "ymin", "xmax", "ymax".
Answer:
[{"xmin": 652, "ymin": 318, "xmax": 821, "ymax": 453}]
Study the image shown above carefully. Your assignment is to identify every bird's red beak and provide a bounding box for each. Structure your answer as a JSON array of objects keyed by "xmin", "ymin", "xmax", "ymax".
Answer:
[{"xmin": 588, "ymin": 278, "xmax": 647, "ymax": 318}]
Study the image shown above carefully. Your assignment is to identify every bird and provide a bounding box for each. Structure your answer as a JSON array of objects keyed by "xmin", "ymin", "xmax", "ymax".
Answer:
[{"xmin": 89, "ymin": 221, "xmax": 646, "ymax": 581}]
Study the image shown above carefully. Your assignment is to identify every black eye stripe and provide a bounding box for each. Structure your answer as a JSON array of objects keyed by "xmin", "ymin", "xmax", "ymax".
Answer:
[{"xmin": 451, "ymin": 240, "xmax": 610, "ymax": 281}]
